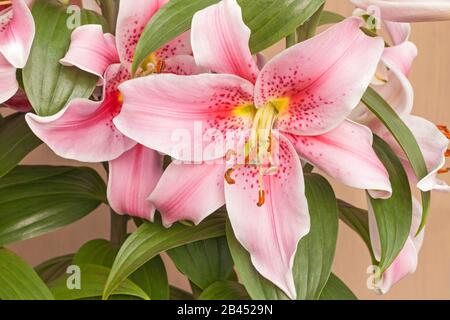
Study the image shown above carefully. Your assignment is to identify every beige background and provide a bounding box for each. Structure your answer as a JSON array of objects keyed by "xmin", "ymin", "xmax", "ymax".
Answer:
[{"xmin": 2, "ymin": 0, "xmax": 450, "ymax": 299}]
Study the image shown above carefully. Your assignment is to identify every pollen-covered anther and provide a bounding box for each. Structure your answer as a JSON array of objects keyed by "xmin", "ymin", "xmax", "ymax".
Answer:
[
  {"xmin": 437, "ymin": 125, "xmax": 450, "ymax": 139},
  {"xmin": 445, "ymin": 149, "xmax": 450, "ymax": 158},
  {"xmin": 257, "ymin": 190, "xmax": 265, "ymax": 207},
  {"xmin": 438, "ymin": 167, "xmax": 450, "ymax": 174},
  {"xmin": 224, "ymin": 168, "xmax": 236, "ymax": 185}
]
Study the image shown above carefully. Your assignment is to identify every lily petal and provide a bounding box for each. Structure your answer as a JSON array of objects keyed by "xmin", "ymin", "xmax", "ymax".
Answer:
[
  {"xmin": 115, "ymin": 73, "xmax": 255, "ymax": 162},
  {"xmin": 26, "ymin": 64, "xmax": 136, "ymax": 162},
  {"xmin": 108, "ymin": 144, "xmax": 163, "ymax": 220},
  {"xmin": 191, "ymin": 0, "xmax": 259, "ymax": 83},
  {"xmin": 156, "ymin": 31, "xmax": 192, "ymax": 60},
  {"xmin": 116, "ymin": 0, "xmax": 166, "ymax": 64},
  {"xmin": 382, "ymin": 41, "xmax": 418, "ymax": 77},
  {"xmin": 0, "ymin": 0, "xmax": 35, "ymax": 68},
  {"xmin": 384, "ymin": 21, "xmax": 411, "ymax": 45},
  {"xmin": 149, "ymin": 161, "xmax": 226, "ymax": 227},
  {"xmin": 351, "ymin": 0, "xmax": 450, "ymax": 22},
  {"xmin": 224, "ymin": 135, "xmax": 310, "ymax": 299},
  {"xmin": 60, "ymin": 24, "xmax": 120, "ymax": 79},
  {"xmin": 373, "ymin": 115, "xmax": 450, "ymax": 192},
  {"xmin": 163, "ymin": 55, "xmax": 202, "ymax": 76},
  {"xmin": 81, "ymin": 0, "xmax": 102, "ymax": 14},
  {"xmin": 287, "ymin": 120, "xmax": 392, "ymax": 199},
  {"xmin": 0, "ymin": 52, "xmax": 18, "ymax": 104},
  {"xmin": 1, "ymin": 88, "xmax": 32, "ymax": 112},
  {"xmin": 255, "ymin": 18, "xmax": 384, "ymax": 136},
  {"xmin": 369, "ymin": 197, "xmax": 424, "ymax": 294}
]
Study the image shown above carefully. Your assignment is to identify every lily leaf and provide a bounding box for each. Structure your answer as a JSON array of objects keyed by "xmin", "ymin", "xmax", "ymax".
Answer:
[
  {"xmin": 35, "ymin": 254, "xmax": 74, "ymax": 285},
  {"xmin": 319, "ymin": 273, "xmax": 357, "ymax": 300},
  {"xmin": 362, "ymin": 87, "xmax": 430, "ymax": 233},
  {"xmin": 50, "ymin": 264, "xmax": 150, "ymax": 300},
  {"xmin": 0, "ymin": 248, "xmax": 53, "ymax": 300},
  {"xmin": 369, "ymin": 136, "xmax": 412, "ymax": 273},
  {"xmin": 168, "ymin": 237, "xmax": 234, "ymax": 290},
  {"xmin": 199, "ymin": 281, "xmax": 251, "ymax": 300},
  {"xmin": 0, "ymin": 166, "xmax": 106, "ymax": 246},
  {"xmin": 103, "ymin": 214, "xmax": 226, "ymax": 299},
  {"xmin": 23, "ymin": 0, "xmax": 107, "ymax": 116},
  {"xmin": 0, "ymin": 113, "xmax": 42, "ymax": 178}
]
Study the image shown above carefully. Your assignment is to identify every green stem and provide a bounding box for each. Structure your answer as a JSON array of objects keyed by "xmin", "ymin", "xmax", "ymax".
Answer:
[
  {"xmin": 286, "ymin": 33, "xmax": 297, "ymax": 48},
  {"xmin": 296, "ymin": 4, "xmax": 325, "ymax": 42},
  {"xmin": 100, "ymin": 0, "xmax": 120, "ymax": 34},
  {"xmin": 110, "ymin": 209, "xmax": 128, "ymax": 248}
]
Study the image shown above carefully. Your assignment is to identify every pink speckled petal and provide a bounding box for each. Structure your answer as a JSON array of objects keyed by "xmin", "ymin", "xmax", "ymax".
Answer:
[
  {"xmin": 163, "ymin": 55, "xmax": 201, "ymax": 75},
  {"xmin": 25, "ymin": 64, "xmax": 135, "ymax": 162},
  {"xmin": 60, "ymin": 25, "xmax": 119, "ymax": 79},
  {"xmin": 0, "ymin": 0, "xmax": 35, "ymax": 68},
  {"xmin": 369, "ymin": 197, "xmax": 424, "ymax": 294},
  {"xmin": 374, "ymin": 115, "xmax": 450, "ymax": 192},
  {"xmin": 255, "ymin": 18, "xmax": 384, "ymax": 136},
  {"xmin": 155, "ymin": 31, "xmax": 192, "ymax": 60},
  {"xmin": 116, "ymin": 0, "xmax": 167, "ymax": 64},
  {"xmin": 287, "ymin": 120, "xmax": 392, "ymax": 199},
  {"xmin": 384, "ymin": 21, "xmax": 411, "ymax": 45},
  {"xmin": 351, "ymin": 0, "xmax": 450, "ymax": 22},
  {"xmin": 0, "ymin": 52, "xmax": 18, "ymax": 104},
  {"xmin": 108, "ymin": 144, "xmax": 163, "ymax": 220},
  {"xmin": 115, "ymin": 73, "xmax": 255, "ymax": 162},
  {"xmin": 224, "ymin": 135, "xmax": 310, "ymax": 299},
  {"xmin": 191, "ymin": 0, "xmax": 259, "ymax": 83},
  {"xmin": 149, "ymin": 161, "xmax": 226, "ymax": 227}
]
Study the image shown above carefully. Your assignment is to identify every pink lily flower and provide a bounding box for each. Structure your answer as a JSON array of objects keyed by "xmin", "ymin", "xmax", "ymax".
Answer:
[
  {"xmin": 351, "ymin": 34, "xmax": 450, "ymax": 192},
  {"xmin": 369, "ymin": 197, "xmax": 425, "ymax": 294},
  {"xmin": 114, "ymin": 0, "xmax": 391, "ymax": 298},
  {"xmin": 351, "ymin": 0, "xmax": 450, "ymax": 22},
  {"xmin": 25, "ymin": 0, "xmax": 197, "ymax": 219},
  {"xmin": 0, "ymin": 0, "xmax": 34, "ymax": 105}
]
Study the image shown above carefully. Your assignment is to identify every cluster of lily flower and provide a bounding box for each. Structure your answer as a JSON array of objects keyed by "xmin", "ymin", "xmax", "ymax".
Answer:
[{"xmin": 1, "ymin": 0, "xmax": 449, "ymax": 299}]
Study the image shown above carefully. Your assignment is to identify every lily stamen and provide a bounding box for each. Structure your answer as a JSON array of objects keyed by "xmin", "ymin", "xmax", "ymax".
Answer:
[
  {"xmin": 438, "ymin": 167, "xmax": 450, "ymax": 174},
  {"xmin": 0, "ymin": 1, "xmax": 11, "ymax": 5},
  {"xmin": 437, "ymin": 125, "xmax": 450, "ymax": 139}
]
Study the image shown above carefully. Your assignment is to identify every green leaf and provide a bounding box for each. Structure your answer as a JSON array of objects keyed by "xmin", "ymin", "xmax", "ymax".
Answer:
[
  {"xmin": 103, "ymin": 214, "xmax": 226, "ymax": 299},
  {"xmin": 227, "ymin": 173, "xmax": 339, "ymax": 300},
  {"xmin": 319, "ymin": 273, "xmax": 357, "ymax": 300},
  {"xmin": 241, "ymin": 0, "xmax": 326, "ymax": 53},
  {"xmin": 168, "ymin": 237, "xmax": 233, "ymax": 290},
  {"xmin": 129, "ymin": 255, "xmax": 170, "ymax": 300},
  {"xmin": 0, "ymin": 166, "xmax": 106, "ymax": 246},
  {"xmin": 338, "ymin": 200, "xmax": 375, "ymax": 262},
  {"xmin": 50, "ymin": 264, "xmax": 149, "ymax": 300},
  {"xmin": 294, "ymin": 173, "xmax": 339, "ymax": 300},
  {"xmin": 362, "ymin": 87, "xmax": 430, "ymax": 233},
  {"xmin": 74, "ymin": 239, "xmax": 169, "ymax": 299},
  {"xmin": 132, "ymin": 0, "xmax": 326, "ymax": 73},
  {"xmin": 0, "ymin": 113, "xmax": 42, "ymax": 178},
  {"xmin": 35, "ymin": 254, "xmax": 74, "ymax": 285},
  {"xmin": 199, "ymin": 281, "xmax": 251, "ymax": 300},
  {"xmin": 318, "ymin": 10, "xmax": 345, "ymax": 26},
  {"xmin": 0, "ymin": 248, "xmax": 53, "ymax": 300},
  {"xmin": 369, "ymin": 136, "xmax": 412, "ymax": 273},
  {"xmin": 170, "ymin": 286, "xmax": 194, "ymax": 300},
  {"xmin": 73, "ymin": 239, "xmax": 117, "ymax": 268},
  {"xmin": 23, "ymin": 0, "xmax": 107, "ymax": 116}
]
